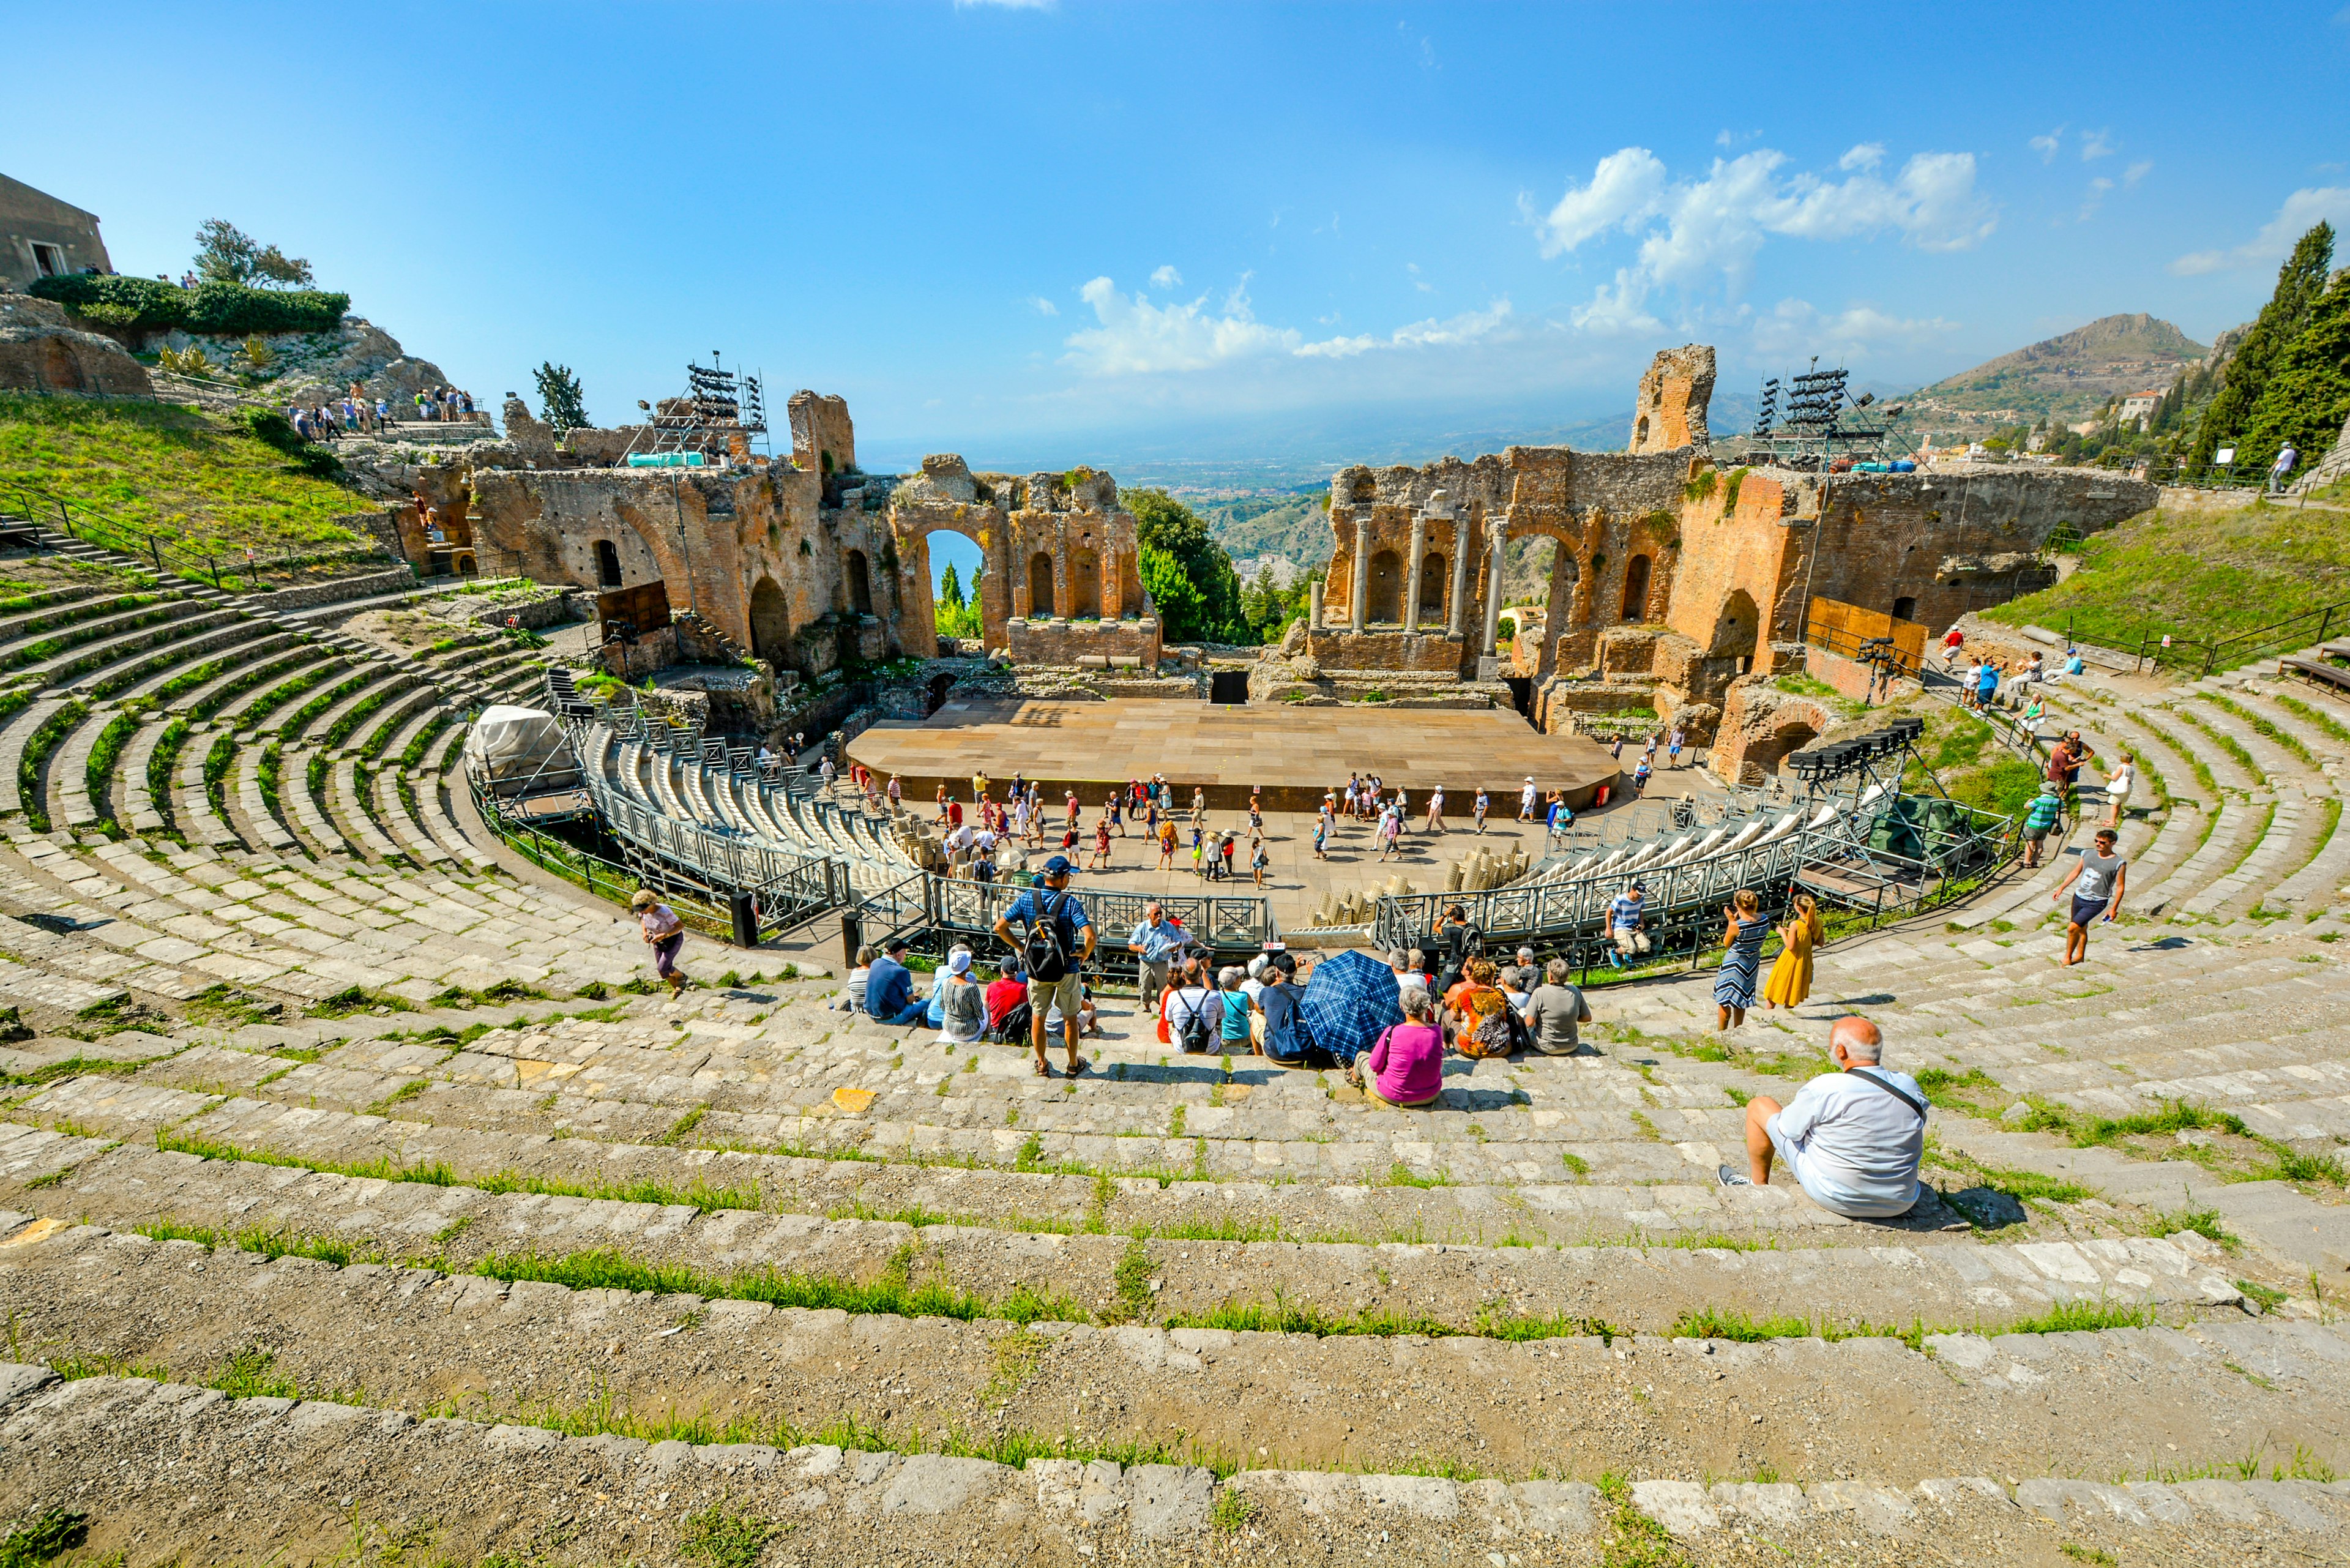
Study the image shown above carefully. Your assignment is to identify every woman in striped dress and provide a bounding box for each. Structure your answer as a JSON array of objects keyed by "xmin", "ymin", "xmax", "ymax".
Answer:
[{"xmin": 1714, "ymin": 889, "xmax": 1768, "ymax": 1031}]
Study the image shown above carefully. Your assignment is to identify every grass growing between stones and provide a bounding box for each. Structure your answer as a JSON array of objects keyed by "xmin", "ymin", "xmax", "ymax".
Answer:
[
  {"xmin": 1919, "ymin": 1081, "xmax": 2349, "ymax": 1187},
  {"xmin": 2201, "ymin": 692, "xmax": 2318, "ymax": 769},
  {"xmin": 0, "ymin": 1508, "xmax": 89, "ymax": 1568},
  {"xmin": 2270, "ymin": 690, "xmax": 2350, "ymax": 746},
  {"xmin": 150, "ymin": 1126, "xmax": 770, "ymax": 1214}
]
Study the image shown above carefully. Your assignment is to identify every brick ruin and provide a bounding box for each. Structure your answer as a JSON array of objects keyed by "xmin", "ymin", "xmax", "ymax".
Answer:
[
  {"xmin": 398, "ymin": 342, "xmax": 2153, "ymax": 778},
  {"xmin": 1291, "ymin": 344, "xmax": 2158, "ymax": 779},
  {"xmin": 423, "ymin": 397, "xmax": 1157, "ymax": 693}
]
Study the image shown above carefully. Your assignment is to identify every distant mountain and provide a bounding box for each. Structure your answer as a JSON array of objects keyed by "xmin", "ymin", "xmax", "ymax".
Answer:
[{"xmin": 1900, "ymin": 313, "xmax": 2210, "ymax": 436}]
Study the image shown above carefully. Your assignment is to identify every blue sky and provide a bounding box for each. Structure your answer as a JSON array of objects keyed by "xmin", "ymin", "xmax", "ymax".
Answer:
[{"xmin": 15, "ymin": 1, "xmax": 2350, "ymax": 483}]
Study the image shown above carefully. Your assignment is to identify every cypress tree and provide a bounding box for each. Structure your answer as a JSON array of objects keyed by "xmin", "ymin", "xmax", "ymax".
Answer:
[
  {"xmin": 2236, "ymin": 265, "xmax": 2350, "ymax": 480},
  {"xmin": 2188, "ymin": 222, "xmax": 2335, "ymax": 470}
]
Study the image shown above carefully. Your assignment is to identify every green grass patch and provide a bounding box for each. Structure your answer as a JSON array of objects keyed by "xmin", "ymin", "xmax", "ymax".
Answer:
[
  {"xmin": 14, "ymin": 700, "xmax": 85, "ymax": 832},
  {"xmin": 2271, "ymin": 690, "xmax": 2350, "ymax": 746},
  {"xmin": 0, "ymin": 391, "xmax": 369, "ymax": 555},
  {"xmin": 1982, "ymin": 499, "xmax": 2350, "ymax": 662}
]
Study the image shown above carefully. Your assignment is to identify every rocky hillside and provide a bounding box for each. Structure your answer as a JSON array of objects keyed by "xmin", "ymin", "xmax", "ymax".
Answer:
[
  {"xmin": 1901, "ymin": 312, "xmax": 2210, "ymax": 438},
  {"xmin": 149, "ymin": 316, "xmax": 453, "ymax": 411}
]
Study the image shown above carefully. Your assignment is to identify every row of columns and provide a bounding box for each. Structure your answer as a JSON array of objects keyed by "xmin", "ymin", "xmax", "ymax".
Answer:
[{"xmin": 1329, "ymin": 498, "xmax": 1512, "ymax": 658}]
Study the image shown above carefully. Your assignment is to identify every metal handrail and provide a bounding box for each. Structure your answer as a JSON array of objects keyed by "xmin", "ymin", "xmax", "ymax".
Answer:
[{"xmin": 7, "ymin": 480, "xmax": 401, "ymax": 592}]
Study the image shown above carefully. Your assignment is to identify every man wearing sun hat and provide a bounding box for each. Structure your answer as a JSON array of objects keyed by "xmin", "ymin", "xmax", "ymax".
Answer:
[{"xmin": 1518, "ymin": 777, "xmax": 1537, "ymax": 821}]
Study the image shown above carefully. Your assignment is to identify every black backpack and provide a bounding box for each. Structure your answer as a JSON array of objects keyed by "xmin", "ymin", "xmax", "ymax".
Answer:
[
  {"xmin": 1171, "ymin": 988, "xmax": 1216, "ymax": 1053},
  {"xmin": 1024, "ymin": 891, "xmax": 1072, "ymax": 981}
]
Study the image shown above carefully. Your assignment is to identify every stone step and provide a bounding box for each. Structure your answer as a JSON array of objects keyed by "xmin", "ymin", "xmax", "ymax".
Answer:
[
  {"xmin": 0, "ymin": 1135, "xmax": 2261, "ymax": 1337},
  {"xmin": 7, "ymin": 1354, "xmax": 2341, "ymax": 1565}
]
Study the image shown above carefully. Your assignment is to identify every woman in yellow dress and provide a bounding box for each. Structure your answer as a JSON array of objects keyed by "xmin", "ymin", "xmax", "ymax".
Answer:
[{"xmin": 1761, "ymin": 892, "xmax": 1822, "ymax": 1010}]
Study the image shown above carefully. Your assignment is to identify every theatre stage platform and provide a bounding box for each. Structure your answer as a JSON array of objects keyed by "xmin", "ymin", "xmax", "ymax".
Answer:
[{"xmin": 845, "ymin": 698, "xmax": 1622, "ymax": 813}]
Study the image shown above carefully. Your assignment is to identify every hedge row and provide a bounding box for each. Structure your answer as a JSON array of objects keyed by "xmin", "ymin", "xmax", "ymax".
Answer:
[{"xmin": 26, "ymin": 275, "xmax": 350, "ymax": 335}]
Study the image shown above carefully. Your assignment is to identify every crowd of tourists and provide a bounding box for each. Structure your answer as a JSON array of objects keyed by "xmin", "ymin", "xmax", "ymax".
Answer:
[{"xmin": 283, "ymin": 382, "xmax": 477, "ymax": 445}]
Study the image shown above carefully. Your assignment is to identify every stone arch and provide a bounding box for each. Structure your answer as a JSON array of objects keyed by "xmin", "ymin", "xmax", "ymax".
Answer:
[
  {"xmin": 1746, "ymin": 714, "xmax": 1822, "ymax": 777},
  {"xmin": 749, "ymin": 577, "xmax": 791, "ymax": 663},
  {"xmin": 1635, "ymin": 414, "xmax": 1651, "ymax": 447},
  {"xmin": 1621, "ymin": 554, "xmax": 1652, "ymax": 622},
  {"xmin": 1710, "ymin": 589, "xmax": 1760, "ymax": 667},
  {"xmin": 845, "ymin": 550, "xmax": 874, "ymax": 617},
  {"xmin": 1418, "ymin": 551, "xmax": 1446, "ymax": 624},
  {"xmin": 1367, "ymin": 549, "xmax": 1403, "ymax": 624},
  {"xmin": 593, "ymin": 539, "xmax": 622, "ymax": 589},
  {"xmin": 1029, "ymin": 552, "xmax": 1056, "ymax": 617},
  {"xmin": 1070, "ymin": 546, "xmax": 1102, "ymax": 618}
]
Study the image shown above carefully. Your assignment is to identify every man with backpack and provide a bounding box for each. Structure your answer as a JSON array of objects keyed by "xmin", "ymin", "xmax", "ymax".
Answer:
[
  {"xmin": 1161, "ymin": 958, "xmax": 1222, "ymax": 1055},
  {"xmin": 992, "ymin": 856, "xmax": 1097, "ymax": 1077}
]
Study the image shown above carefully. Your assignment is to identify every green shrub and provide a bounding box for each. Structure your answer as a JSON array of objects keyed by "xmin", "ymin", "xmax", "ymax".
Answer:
[{"xmin": 27, "ymin": 274, "xmax": 349, "ymax": 335}]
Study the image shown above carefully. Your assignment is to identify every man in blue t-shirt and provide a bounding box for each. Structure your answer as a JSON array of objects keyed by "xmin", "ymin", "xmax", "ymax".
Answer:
[
  {"xmin": 993, "ymin": 856, "xmax": 1097, "ymax": 1077},
  {"xmin": 1606, "ymin": 881, "xmax": 1649, "ymax": 968},
  {"xmin": 863, "ymin": 936, "xmax": 927, "ymax": 1026}
]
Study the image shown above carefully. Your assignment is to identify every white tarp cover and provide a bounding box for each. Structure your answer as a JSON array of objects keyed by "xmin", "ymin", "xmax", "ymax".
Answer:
[{"xmin": 465, "ymin": 704, "xmax": 576, "ymax": 790}]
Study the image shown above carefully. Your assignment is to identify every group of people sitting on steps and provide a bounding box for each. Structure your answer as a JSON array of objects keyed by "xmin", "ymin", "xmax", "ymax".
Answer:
[{"xmin": 827, "ymin": 852, "xmax": 1930, "ymax": 1222}]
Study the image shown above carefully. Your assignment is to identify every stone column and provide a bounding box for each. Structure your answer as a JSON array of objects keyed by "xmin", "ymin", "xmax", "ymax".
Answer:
[
  {"xmin": 1308, "ymin": 577, "xmax": 1324, "ymax": 627},
  {"xmin": 1404, "ymin": 514, "xmax": 1427, "ymax": 630},
  {"xmin": 1482, "ymin": 519, "xmax": 1507, "ymax": 655},
  {"xmin": 1350, "ymin": 515, "xmax": 1370, "ymax": 632},
  {"xmin": 1447, "ymin": 520, "xmax": 1471, "ymax": 637}
]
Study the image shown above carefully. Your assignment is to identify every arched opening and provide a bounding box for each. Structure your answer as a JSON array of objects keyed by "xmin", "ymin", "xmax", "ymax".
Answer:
[
  {"xmin": 1621, "ymin": 554, "xmax": 1652, "ymax": 622},
  {"xmin": 1892, "ymin": 595, "xmax": 1917, "ymax": 624},
  {"xmin": 1366, "ymin": 549, "xmax": 1402, "ymax": 624},
  {"xmin": 594, "ymin": 539, "xmax": 622, "ymax": 589},
  {"xmin": 845, "ymin": 551, "xmax": 874, "ymax": 617},
  {"xmin": 1635, "ymin": 414, "xmax": 1650, "ymax": 446},
  {"xmin": 926, "ymin": 673, "xmax": 955, "ymax": 715},
  {"xmin": 1710, "ymin": 589, "xmax": 1760, "ymax": 673},
  {"xmin": 928, "ymin": 530, "xmax": 986, "ymax": 646},
  {"xmin": 1029, "ymin": 552, "xmax": 1056, "ymax": 618},
  {"xmin": 1069, "ymin": 547, "xmax": 1102, "ymax": 619},
  {"xmin": 749, "ymin": 577, "xmax": 791, "ymax": 665},
  {"xmin": 1748, "ymin": 719, "xmax": 1822, "ymax": 778},
  {"xmin": 1418, "ymin": 552, "xmax": 1446, "ymax": 624}
]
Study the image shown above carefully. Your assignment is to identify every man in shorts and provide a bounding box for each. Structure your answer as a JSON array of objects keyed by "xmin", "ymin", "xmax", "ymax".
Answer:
[
  {"xmin": 1718, "ymin": 1016, "xmax": 1923, "ymax": 1218},
  {"xmin": 991, "ymin": 856, "xmax": 1097, "ymax": 1076},
  {"xmin": 2018, "ymin": 783, "xmax": 2062, "ymax": 869},
  {"xmin": 2050, "ymin": 826, "xmax": 2125, "ymax": 966},
  {"xmin": 1606, "ymin": 881, "xmax": 1650, "ymax": 968}
]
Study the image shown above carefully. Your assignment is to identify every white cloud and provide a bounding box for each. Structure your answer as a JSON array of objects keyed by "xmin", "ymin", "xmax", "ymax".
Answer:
[
  {"xmin": 2124, "ymin": 160, "xmax": 2153, "ymax": 188},
  {"xmin": 1149, "ymin": 264, "xmax": 1182, "ymax": 289},
  {"xmin": 1531, "ymin": 146, "xmax": 1668, "ymax": 258},
  {"xmin": 2080, "ymin": 129, "xmax": 2116, "ymax": 162},
  {"xmin": 1751, "ymin": 298, "xmax": 1958, "ymax": 359},
  {"xmin": 2029, "ymin": 127, "xmax": 2064, "ymax": 163},
  {"xmin": 1061, "ymin": 275, "xmax": 1296, "ymax": 375},
  {"xmin": 2172, "ymin": 185, "xmax": 2350, "ymax": 274},
  {"xmin": 1535, "ymin": 144, "xmax": 1995, "ymax": 323},
  {"xmin": 1027, "ymin": 296, "xmax": 1058, "ymax": 316},
  {"xmin": 2079, "ymin": 176, "xmax": 2115, "ymax": 223},
  {"xmin": 1406, "ymin": 263, "xmax": 1434, "ymax": 294},
  {"xmin": 1060, "ymin": 275, "xmax": 1511, "ymax": 376},
  {"xmin": 1296, "ymin": 300, "xmax": 1514, "ymax": 359},
  {"xmin": 1570, "ymin": 269, "xmax": 1664, "ymax": 337}
]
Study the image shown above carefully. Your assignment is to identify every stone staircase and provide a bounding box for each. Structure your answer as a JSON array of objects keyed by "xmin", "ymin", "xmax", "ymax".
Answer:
[{"xmin": 0, "ymin": 622, "xmax": 2346, "ymax": 1563}]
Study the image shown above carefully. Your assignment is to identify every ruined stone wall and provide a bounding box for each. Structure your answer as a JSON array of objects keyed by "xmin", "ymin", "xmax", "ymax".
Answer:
[
  {"xmin": 1625, "ymin": 345, "xmax": 1714, "ymax": 455},
  {"xmin": 788, "ymin": 391, "xmax": 856, "ymax": 480},
  {"xmin": 1663, "ymin": 470, "xmax": 1802, "ymax": 663},
  {"xmin": 1796, "ymin": 465, "xmax": 2155, "ymax": 634},
  {"xmin": 1007, "ymin": 614, "xmax": 1162, "ymax": 668},
  {"xmin": 1300, "ymin": 628, "xmax": 1465, "ymax": 673}
]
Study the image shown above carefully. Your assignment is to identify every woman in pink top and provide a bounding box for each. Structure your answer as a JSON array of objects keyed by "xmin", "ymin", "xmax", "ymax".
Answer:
[
  {"xmin": 630, "ymin": 889, "xmax": 688, "ymax": 998},
  {"xmin": 1351, "ymin": 991, "xmax": 1445, "ymax": 1107}
]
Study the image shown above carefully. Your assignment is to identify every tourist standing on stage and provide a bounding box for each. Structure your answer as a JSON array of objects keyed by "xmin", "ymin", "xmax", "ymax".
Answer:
[
  {"xmin": 1474, "ymin": 788, "xmax": 1489, "ymax": 834},
  {"xmin": 1519, "ymin": 777, "xmax": 1537, "ymax": 821},
  {"xmin": 1425, "ymin": 786, "xmax": 1445, "ymax": 834},
  {"xmin": 1157, "ymin": 817, "xmax": 1178, "ymax": 870}
]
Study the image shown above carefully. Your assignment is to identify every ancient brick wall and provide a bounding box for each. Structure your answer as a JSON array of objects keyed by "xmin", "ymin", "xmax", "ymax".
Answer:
[
  {"xmin": 1007, "ymin": 614, "xmax": 1162, "ymax": 668},
  {"xmin": 1625, "ymin": 345, "xmax": 1715, "ymax": 455},
  {"xmin": 788, "ymin": 391, "xmax": 856, "ymax": 479},
  {"xmin": 1300, "ymin": 628, "xmax": 1465, "ymax": 672}
]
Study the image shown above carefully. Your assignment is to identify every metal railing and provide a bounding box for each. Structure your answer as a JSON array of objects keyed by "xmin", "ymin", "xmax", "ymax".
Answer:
[
  {"xmin": 1370, "ymin": 785, "xmax": 2014, "ymax": 984},
  {"xmin": 7, "ymin": 481, "xmax": 404, "ymax": 594}
]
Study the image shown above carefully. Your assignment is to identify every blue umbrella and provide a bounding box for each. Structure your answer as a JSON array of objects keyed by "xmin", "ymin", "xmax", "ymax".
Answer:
[{"xmin": 1300, "ymin": 948, "xmax": 1403, "ymax": 1066}]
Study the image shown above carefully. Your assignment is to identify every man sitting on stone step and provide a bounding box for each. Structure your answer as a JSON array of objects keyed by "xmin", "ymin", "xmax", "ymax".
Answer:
[{"xmin": 1717, "ymin": 1017, "xmax": 1926, "ymax": 1219}]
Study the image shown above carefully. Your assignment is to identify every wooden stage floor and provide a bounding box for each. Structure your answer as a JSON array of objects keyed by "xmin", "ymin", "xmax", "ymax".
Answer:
[{"xmin": 845, "ymin": 698, "xmax": 1622, "ymax": 812}]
